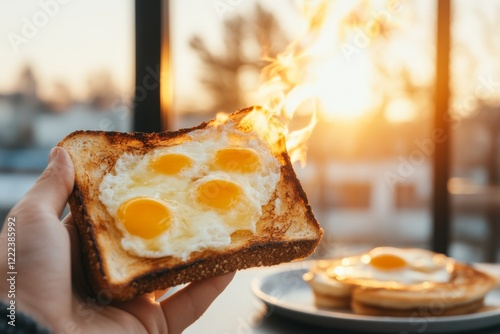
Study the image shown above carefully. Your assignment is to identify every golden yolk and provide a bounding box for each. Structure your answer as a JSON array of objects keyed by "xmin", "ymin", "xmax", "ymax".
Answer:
[
  {"xmin": 197, "ymin": 180, "xmax": 243, "ymax": 210},
  {"xmin": 213, "ymin": 148, "xmax": 260, "ymax": 173},
  {"xmin": 118, "ymin": 197, "xmax": 171, "ymax": 239},
  {"xmin": 370, "ymin": 254, "xmax": 407, "ymax": 270},
  {"xmin": 150, "ymin": 153, "xmax": 192, "ymax": 175}
]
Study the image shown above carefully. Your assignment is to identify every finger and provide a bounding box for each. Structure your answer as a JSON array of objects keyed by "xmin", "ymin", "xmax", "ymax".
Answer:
[
  {"xmin": 113, "ymin": 294, "xmax": 160, "ymax": 325},
  {"xmin": 161, "ymin": 272, "xmax": 235, "ymax": 334},
  {"xmin": 19, "ymin": 147, "xmax": 74, "ymax": 218}
]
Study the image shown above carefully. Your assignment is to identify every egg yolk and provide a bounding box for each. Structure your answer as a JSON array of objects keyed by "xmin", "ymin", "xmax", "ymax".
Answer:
[
  {"xmin": 118, "ymin": 197, "xmax": 171, "ymax": 239},
  {"xmin": 197, "ymin": 180, "xmax": 243, "ymax": 210},
  {"xmin": 150, "ymin": 153, "xmax": 192, "ymax": 175},
  {"xmin": 370, "ymin": 254, "xmax": 407, "ymax": 270},
  {"xmin": 213, "ymin": 147, "xmax": 260, "ymax": 173}
]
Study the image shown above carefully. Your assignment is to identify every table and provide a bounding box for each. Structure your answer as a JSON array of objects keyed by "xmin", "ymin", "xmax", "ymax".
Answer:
[{"xmin": 184, "ymin": 262, "xmax": 500, "ymax": 334}]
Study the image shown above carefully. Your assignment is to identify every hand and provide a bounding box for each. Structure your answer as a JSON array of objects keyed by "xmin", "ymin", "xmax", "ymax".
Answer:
[{"xmin": 0, "ymin": 147, "xmax": 234, "ymax": 334}]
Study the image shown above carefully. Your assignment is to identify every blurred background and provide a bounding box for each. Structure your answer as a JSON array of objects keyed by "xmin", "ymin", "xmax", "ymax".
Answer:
[{"xmin": 0, "ymin": 0, "xmax": 499, "ymax": 262}]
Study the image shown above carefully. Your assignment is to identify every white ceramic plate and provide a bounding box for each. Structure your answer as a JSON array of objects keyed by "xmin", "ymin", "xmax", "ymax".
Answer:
[{"xmin": 251, "ymin": 266, "xmax": 500, "ymax": 333}]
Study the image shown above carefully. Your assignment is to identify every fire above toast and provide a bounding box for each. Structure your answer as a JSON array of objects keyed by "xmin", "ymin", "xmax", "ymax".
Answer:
[{"xmin": 59, "ymin": 107, "xmax": 323, "ymax": 301}]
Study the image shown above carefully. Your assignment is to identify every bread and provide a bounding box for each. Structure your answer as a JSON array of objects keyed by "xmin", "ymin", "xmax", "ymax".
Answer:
[
  {"xmin": 305, "ymin": 250, "xmax": 498, "ymax": 317},
  {"xmin": 351, "ymin": 263, "xmax": 498, "ymax": 316},
  {"xmin": 303, "ymin": 269, "xmax": 353, "ymax": 309},
  {"xmin": 59, "ymin": 106, "xmax": 323, "ymax": 301}
]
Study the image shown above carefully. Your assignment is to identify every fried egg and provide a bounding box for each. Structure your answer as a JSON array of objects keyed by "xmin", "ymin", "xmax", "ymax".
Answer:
[
  {"xmin": 325, "ymin": 247, "xmax": 455, "ymax": 288},
  {"xmin": 99, "ymin": 122, "xmax": 281, "ymax": 260}
]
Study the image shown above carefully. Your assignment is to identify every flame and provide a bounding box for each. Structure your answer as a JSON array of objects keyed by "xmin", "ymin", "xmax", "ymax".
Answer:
[
  {"xmin": 244, "ymin": 0, "xmax": 402, "ymax": 165},
  {"xmin": 214, "ymin": 112, "xmax": 229, "ymax": 125},
  {"xmin": 250, "ymin": 0, "xmax": 337, "ymax": 166}
]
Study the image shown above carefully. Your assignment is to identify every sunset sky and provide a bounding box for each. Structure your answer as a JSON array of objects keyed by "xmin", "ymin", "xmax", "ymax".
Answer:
[
  {"xmin": 0, "ymin": 0, "xmax": 303, "ymax": 110},
  {"xmin": 0, "ymin": 0, "xmax": 134, "ymax": 100},
  {"xmin": 0, "ymin": 0, "xmax": 498, "ymax": 119}
]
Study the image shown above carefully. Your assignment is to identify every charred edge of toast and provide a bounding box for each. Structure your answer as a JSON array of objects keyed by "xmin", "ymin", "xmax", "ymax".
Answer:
[
  {"xmin": 68, "ymin": 183, "xmax": 107, "ymax": 291},
  {"xmin": 60, "ymin": 106, "xmax": 252, "ymax": 150},
  {"xmin": 278, "ymin": 146, "xmax": 317, "ymax": 236},
  {"xmin": 104, "ymin": 239, "xmax": 319, "ymax": 301},
  {"xmin": 60, "ymin": 109, "xmax": 211, "ymax": 149},
  {"xmin": 61, "ymin": 106, "xmax": 322, "ymax": 301}
]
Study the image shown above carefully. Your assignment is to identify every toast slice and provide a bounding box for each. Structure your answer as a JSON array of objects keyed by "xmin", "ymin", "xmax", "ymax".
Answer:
[
  {"xmin": 305, "ymin": 253, "xmax": 498, "ymax": 316},
  {"xmin": 351, "ymin": 263, "xmax": 498, "ymax": 316},
  {"xmin": 59, "ymin": 106, "xmax": 323, "ymax": 301}
]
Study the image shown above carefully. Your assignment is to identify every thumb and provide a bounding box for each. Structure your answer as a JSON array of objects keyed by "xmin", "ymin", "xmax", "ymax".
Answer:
[{"xmin": 21, "ymin": 147, "xmax": 75, "ymax": 218}]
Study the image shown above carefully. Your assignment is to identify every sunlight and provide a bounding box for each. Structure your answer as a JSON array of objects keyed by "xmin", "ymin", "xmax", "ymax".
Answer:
[
  {"xmin": 256, "ymin": 0, "xmax": 384, "ymax": 135},
  {"xmin": 385, "ymin": 97, "xmax": 418, "ymax": 122},
  {"xmin": 314, "ymin": 54, "xmax": 374, "ymax": 121}
]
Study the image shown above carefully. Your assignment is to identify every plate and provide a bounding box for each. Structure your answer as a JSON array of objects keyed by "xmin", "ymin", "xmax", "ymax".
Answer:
[{"xmin": 251, "ymin": 265, "xmax": 500, "ymax": 333}]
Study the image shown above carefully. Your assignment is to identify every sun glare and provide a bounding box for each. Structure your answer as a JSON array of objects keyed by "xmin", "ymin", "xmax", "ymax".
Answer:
[
  {"xmin": 385, "ymin": 97, "xmax": 418, "ymax": 123},
  {"xmin": 313, "ymin": 54, "xmax": 375, "ymax": 121},
  {"xmin": 255, "ymin": 0, "xmax": 397, "ymax": 163}
]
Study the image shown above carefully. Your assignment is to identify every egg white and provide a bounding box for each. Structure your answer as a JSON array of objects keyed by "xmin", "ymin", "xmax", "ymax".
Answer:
[
  {"xmin": 327, "ymin": 247, "xmax": 454, "ymax": 287},
  {"xmin": 99, "ymin": 122, "xmax": 281, "ymax": 260}
]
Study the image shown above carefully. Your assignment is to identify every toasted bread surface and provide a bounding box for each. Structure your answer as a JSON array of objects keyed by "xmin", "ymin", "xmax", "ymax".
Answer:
[{"xmin": 60, "ymin": 107, "xmax": 323, "ymax": 301}]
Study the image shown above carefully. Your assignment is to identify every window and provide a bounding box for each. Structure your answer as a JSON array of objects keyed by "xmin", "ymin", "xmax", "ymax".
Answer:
[
  {"xmin": 170, "ymin": 0, "xmax": 437, "ymax": 257},
  {"xmin": 0, "ymin": 1, "xmax": 134, "ymax": 221},
  {"xmin": 450, "ymin": 0, "xmax": 500, "ymax": 261},
  {"xmin": 169, "ymin": 0, "xmax": 499, "ymax": 261}
]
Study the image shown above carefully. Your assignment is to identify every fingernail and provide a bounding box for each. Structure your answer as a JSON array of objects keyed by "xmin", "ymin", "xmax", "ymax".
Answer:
[{"xmin": 49, "ymin": 147, "xmax": 59, "ymax": 163}]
